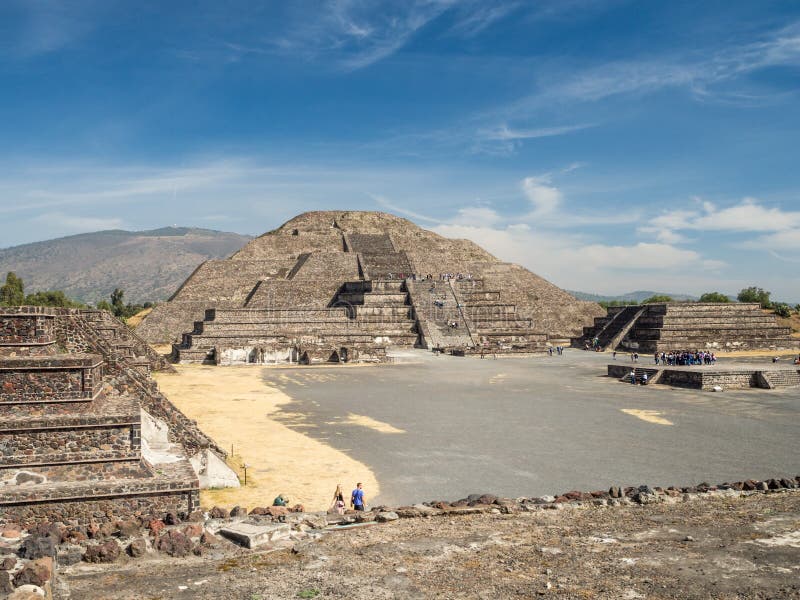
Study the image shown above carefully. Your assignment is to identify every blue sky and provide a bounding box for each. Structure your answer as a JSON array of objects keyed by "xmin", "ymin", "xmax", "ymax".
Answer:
[{"xmin": 1, "ymin": 1, "xmax": 799, "ymax": 301}]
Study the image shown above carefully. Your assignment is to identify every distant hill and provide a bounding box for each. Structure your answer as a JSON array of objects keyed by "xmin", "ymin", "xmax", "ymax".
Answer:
[
  {"xmin": 0, "ymin": 227, "xmax": 252, "ymax": 304},
  {"xmin": 568, "ymin": 290, "xmax": 699, "ymax": 303}
]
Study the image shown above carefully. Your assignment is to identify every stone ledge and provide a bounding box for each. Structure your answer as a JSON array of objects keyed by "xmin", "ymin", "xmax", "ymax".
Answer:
[{"xmin": 0, "ymin": 354, "xmax": 102, "ymax": 370}]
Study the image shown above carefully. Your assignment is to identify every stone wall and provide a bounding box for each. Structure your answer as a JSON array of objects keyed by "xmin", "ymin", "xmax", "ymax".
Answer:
[
  {"xmin": 0, "ymin": 356, "xmax": 102, "ymax": 402},
  {"xmin": 0, "ymin": 424, "xmax": 139, "ymax": 466},
  {"xmin": 0, "ymin": 310, "xmax": 55, "ymax": 345},
  {"xmin": 0, "ymin": 489, "xmax": 199, "ymax": 527},
  {"xmin": 607, "ymin": 364, "xmax": 795, "ymax": 390}
]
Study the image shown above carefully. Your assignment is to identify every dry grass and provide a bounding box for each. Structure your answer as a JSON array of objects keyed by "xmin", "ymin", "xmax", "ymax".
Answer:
[
  {"xmin": 153, "ymin": 364, "xmax": 379, "ymax": 511},
  {"xmin": 773, "ymin": 309, "xmax": 800, "ymax": 338},
  {"xmin": 125, "ymin": 307, "xmax": 152, "ymax": 328}
]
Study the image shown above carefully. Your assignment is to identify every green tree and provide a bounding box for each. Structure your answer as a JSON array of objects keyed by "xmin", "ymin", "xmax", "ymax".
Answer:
[
  {"xmin": 642, "ymin": 295, "xmax": 673, "ymax": 304},
  {"xmin": 0, "ymin": 272, "xmax": 25, "ymax": 306},
  {"xmin": 737, "ymin": 286, "xmax": 771, "ymax": 308},
  {"xmin": 100, "ymin": 288, "xmax": 145, "ymax": 320},
  {"xmin": 23, "ymin": 290, "xmax": 84, "ymax": 308},
  {"xmin": 699, "ymin": 291, "xmax": 730, "ymax": 303},
  {"xmin": 110, "ymin": 288, "xmax": 125, "ymax": 316}
]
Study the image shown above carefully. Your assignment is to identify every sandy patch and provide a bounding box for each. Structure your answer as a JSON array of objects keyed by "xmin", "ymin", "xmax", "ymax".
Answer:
[
  {"xmin": 337, "ymin": 413, "xmax": 406, "ymax": 434},
  {"xmin": 621, "ymin": 409, "xmax": 673, "ymax": 426},
  {"xmin": 153, "ymin": 365, "xmax": 379, "ymax": 511}
]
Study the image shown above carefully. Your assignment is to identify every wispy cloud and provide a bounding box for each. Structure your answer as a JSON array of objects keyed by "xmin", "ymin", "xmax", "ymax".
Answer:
[
  {"xmin": 4, "ymin": 0, "xmax": 101, "ymax": 59},
  {"xmin": 526, "ymin": 21, "xmax": 800, "ymax": 106},
  {"xmin": 260, "ymin": 0, "xmax": 458, "ymax": 71},
  {"xmin": 371, "ymin": 194, "xmax": 442, "ymax": 224},
  {"xmin": 32, "ymin": 212, "xmax": 124, "ymax": 232},
  {"xmin": 447, "ymin": 2, "xmax": 521, "ymax": 37},
  {"xmin": 481, "ymin": 123, "xmax": 596, "ymax": 141}
]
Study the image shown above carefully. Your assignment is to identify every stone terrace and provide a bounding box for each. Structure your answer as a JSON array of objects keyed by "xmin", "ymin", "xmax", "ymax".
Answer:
[
  {"xmin": 577, "ymin": 302, "xmax": 798, "ymax": 353},
  {"xmin": 0, "ymin": 307, "xmax": 231, "ymax": 526}
]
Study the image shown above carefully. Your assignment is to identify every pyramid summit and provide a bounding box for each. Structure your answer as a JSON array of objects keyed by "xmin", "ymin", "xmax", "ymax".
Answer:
[{"xmin": 137, "ymin": 210, "xmax": 602, "ymax": 363}]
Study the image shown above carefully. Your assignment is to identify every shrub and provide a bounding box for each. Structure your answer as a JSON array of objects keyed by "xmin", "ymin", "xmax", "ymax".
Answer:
[
  {"xmin": 773, "ymin": 303, "xmax": 792, "ymax": 318},
  {"xmin": 699, "ymin": 291, "xmax": 730, "ymax": 303}
]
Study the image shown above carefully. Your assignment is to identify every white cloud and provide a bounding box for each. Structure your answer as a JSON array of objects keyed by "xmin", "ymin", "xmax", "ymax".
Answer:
[
  {"xmin": 752, "ymin": 229, "xmax": 800, "ymax": 250},
  {"xmin": 451, "ymin": 206, "xmax": 503, "ymax": 226},
  {"xmin": 433, "ymin": 221, "xmax": 727, "ymax": 294},
  {"xmin": 690, "ymin": 197, "xmax": 800, "ymax": 232},
  {"xmin": 521, "ymin": 176, "xmax": 561, "ymax": 215},
  {"xmin": 642, "ymin": 197, "xmax": 800, "ymax": 248},
  {"xmin": 32, "ymin": 212, "xmax": 124, "ymax": 232}
]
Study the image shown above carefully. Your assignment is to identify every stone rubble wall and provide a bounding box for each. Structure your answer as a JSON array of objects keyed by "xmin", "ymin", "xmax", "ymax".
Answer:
[
  {"xmin": 0, "ymin": 424, "xmax": 139, "ymax": 466},
  {"xmin": 0, "ymin": 311, "xmax": 55, "ymax": 346},
  {"xmin": 607, "ymin": 363, "xmax": 800, "ymax": 390},
  {"xmin": 0, "ymin": 359, "xmax": 102, "ymax": 403},
  {"xmin": 0, "ymin": 489, "xmax": 199, "ymax": 527}
]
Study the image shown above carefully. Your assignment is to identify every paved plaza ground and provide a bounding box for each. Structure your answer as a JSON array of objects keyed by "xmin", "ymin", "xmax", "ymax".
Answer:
[{"xmin": 266, "ymin": 350, "xmax": 799, "ymax": 507}]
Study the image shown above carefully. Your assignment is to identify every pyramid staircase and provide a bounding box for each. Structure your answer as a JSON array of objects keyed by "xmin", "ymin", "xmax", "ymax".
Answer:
[
  {"xmin": 451, "ymin": 278, "xmax": 547, "ymax": 353},
  {"xmin": 172, "ymin": 279, "xmax": 418, "ymax": 364}
]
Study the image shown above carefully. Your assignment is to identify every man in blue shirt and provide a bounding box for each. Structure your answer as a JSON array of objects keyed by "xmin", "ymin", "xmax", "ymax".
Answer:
[{"xmin": 351, "ymin": 482, "xmax": 365, "ymax": 511}]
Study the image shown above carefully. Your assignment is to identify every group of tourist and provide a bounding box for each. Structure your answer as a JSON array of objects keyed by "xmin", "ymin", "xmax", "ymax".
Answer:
[
  {"xmin": 655, "ymin": 350, "xmax": 717, "ymax": 366},
  {"xmin": 438, "ymin": 272, "xmax": 473, "ymax": 281},
  {"xmin": 274, "ymin": 483, "xmax": 366, "ymax": 515},
  {"xmin": 548, "ymin": 346, "xmax": 565, "ymax": 356}
]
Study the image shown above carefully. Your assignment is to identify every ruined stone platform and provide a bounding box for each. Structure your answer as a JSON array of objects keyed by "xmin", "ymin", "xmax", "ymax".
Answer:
[
  {"xmin": 0, "ymin": 307, "xmax": 234, "ymax": 525},
  {"xmin": 608, "ymin": 362, "xmax": 800, "ymax": 390},
  {"xmin": 577, "ymin": 302, "xmax": 799, "ymax": 353}
]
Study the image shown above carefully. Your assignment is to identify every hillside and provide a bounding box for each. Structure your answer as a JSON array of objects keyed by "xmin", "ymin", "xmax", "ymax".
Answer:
[
  {"xmin": 568, "ymin": 290, "xmax": 699, "ymax": 303},
  {"xmin": 0, "ymin": 227, "xmax": 251, "ymax": 304}
]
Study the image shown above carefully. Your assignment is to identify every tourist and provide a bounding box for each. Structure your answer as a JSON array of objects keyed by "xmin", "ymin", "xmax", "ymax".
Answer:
[
  {"xmin": 331, "ymin": 484, "xmax": 346, "ymax": 515},
  {"xmin": 629, "ymin": 371, "xmax": 636, "ymax": 384},
  {"xmin": 273, "ymin": 493, "xmax": 289, "ymax": 507},
  {"xmin": 654, "ymin": 353, "xmax": 659, "ymax": 365},
  {"xmin": 351, "ymin": 482, "xmax": 365, "ymax": 511},
  {"xmin": 612, "ymin": 351, "xmax": 617, "ymax": 360},
  {"xmin": 641, "ymin": 372, "xmax": 648, "ymax": 385}
]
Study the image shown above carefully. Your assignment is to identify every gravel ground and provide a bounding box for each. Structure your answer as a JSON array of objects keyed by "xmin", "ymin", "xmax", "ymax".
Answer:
[{"xmin": 63, "ymin": 491, "xmax": 800, "ymax": 599}]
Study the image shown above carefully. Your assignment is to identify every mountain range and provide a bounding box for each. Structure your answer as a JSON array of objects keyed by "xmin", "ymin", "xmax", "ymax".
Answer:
[
  {"xmin": 0, "ymin": 228, "xmax": 252, "ymax": 304},
  {"xmin": 567, "ymin": 290, "xmax": 700, "ymax": 303}
]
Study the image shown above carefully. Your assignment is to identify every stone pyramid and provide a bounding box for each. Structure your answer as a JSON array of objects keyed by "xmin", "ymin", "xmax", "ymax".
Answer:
[{"xmin": 137, "ymin": 211, "xmax": 602, "ymax": 363}]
